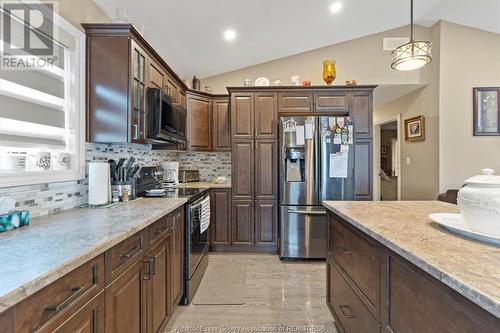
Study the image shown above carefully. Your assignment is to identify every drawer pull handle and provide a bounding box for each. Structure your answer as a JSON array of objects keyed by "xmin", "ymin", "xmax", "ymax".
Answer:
[
  {"xmin": 339, "ymin": 305, "xmax": 354, "ymax": 319},
  {"xmin": 153, "ymin": 228, "xmax": 163, "ymax": 236},
  {"xmin": 288, "ymin": 209, "xmax": 326, "ymax": 215},
  {"xmin": 341, "ymin": 246, "xmax": 352, "ymax": 255},
  {"xmin": 45, "ymin": 286, "xmax": 86, "ymax": 313},
  {"xmin": 120, "ymin": 245, "xmax": 140, "ymax": 259}
]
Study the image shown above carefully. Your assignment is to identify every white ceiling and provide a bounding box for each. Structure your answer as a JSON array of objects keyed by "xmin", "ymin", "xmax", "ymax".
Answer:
[{"xmin": 94, "ymin": 0, "xmax": 500, "ymax": 79}]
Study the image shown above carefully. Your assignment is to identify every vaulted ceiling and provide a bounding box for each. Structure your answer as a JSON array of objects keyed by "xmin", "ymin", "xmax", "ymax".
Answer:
[{"xmin": 94, "ymin": 0, "xmax": 500, "ymax": 79}]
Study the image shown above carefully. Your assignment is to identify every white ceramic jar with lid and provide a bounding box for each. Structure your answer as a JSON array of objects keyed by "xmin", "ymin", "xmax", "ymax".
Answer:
[{"xmin": 457, "ymin": 168, "xmax": 500, "ymax": 236}]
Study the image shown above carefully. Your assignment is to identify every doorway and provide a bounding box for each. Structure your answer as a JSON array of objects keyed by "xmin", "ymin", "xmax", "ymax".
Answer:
[{"xmin": 373, "ymin": 116, "xmax": 401, "ymax": 201}]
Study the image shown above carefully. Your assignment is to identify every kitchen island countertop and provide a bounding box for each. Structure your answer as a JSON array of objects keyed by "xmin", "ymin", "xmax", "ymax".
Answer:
[
  {"xmin": 0, "ymin": 197, "xmax": 187, "ymax": 313},
  {"xmin": 323, "ymin": 201, "xmax": 500, "ymax": 320}
]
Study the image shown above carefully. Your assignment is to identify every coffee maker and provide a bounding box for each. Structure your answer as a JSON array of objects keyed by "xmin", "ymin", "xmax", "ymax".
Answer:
[{"xmin": 161, "ymin": 161, "xmax": 179, "ymax": 187}]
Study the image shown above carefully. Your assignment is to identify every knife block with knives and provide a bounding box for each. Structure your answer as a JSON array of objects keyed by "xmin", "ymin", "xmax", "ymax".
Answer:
[{"xmin": 109, "ymin": 157, "xmax": 141, "ymax": 202}]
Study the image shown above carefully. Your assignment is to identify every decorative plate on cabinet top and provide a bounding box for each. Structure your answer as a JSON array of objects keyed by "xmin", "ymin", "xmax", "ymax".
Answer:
[{"xmin": 255, "ymin": 77, "xmax": 270, "ymax": 86}]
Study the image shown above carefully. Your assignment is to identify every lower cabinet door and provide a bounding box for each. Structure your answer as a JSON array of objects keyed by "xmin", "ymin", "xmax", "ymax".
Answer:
[
  {"xmin": 327, "ymin": 259, "xmax": 380, "ymax": 333},
  {"xmin": 386, "ymin": 256, "xmax": 500, "ymax": 333},
  {"xmin": 255, "ymin": 200, "xmax": 278, "ymax": 246},
  {"xmin": 231, "ymin": 200, "xmax": 254, "ymax": 246},
  {"xmin": 170, "ymin": 209, "xmax": 184, "ymax": 309},
  {"xmin": 210, "ymin": 189, "xmax": 232, "ymax": 246},
  {"xmin": 52, "ymin": 293, "xmax": 105, "ymax": 333},
  {"xmin": 105, "ymin": 260, "xmax": 147, "ymax": 333},
  {"xmin": 146, "ymin": 240, "xmax": 169, "ymax": 333}
]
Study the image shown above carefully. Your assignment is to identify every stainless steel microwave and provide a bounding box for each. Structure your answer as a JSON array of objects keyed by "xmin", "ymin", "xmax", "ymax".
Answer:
[{"xmin": 148, "ymin": 88, "xmax": 186, "ymax": 144}]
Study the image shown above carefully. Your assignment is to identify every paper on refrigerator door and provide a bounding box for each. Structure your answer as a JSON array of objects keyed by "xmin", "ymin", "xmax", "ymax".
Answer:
[
  {"xmin": 329, "ymin": 152, "xmax": 348, "ymax": 178},
  {"xmin": 305, "ymin": 120, "xmax": 314, "ymax": 139},
  {"xmin": 295, "ymin": 125, "xmax": 305, "ymax": 145}
]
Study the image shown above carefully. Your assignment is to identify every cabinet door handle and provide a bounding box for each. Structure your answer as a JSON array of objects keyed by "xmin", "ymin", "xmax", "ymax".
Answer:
[
  {"xmin": 339, "ymin": 305, "xmax": 354, "ymax": 319},
  {"xmin": 149, "ymin": 256, "xmax": 156, "ymax": 275},
  {"xmin": 45, "ymin": 286, "xmax": 86, "ymax": 313},
  {"xmin": 120, "ymin": 245, "xmax": 140, "ymax": 259},
  {"xmin": 143, "ymin": 257, "xmax": 154, "ymax": 280}
]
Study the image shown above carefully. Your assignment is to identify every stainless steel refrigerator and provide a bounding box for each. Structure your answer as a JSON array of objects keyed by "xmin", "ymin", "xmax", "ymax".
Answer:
[{"xmin": 279, "ymin": 116, "xmax": 355, "ymax": 259}]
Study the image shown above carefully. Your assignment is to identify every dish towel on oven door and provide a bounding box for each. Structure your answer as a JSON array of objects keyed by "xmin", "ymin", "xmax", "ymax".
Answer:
[{"xmin": 199, "ymin": 195, "xmax": 211, "ymax": 234}]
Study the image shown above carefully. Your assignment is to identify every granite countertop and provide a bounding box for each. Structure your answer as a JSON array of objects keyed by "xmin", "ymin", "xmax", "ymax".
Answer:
[
  {"xmin": 176, "ymin": 181, "xmax": 231, "ymax": 189},
  {"xmin": 0, "ymin": 197, "xmax": 187, "ymax": 313},
  {"xmin": 323, "ymin": 201, "xmax": 500, "ymax": 320}
]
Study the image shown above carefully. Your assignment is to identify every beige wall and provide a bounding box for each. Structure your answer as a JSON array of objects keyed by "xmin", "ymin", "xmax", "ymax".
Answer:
[
  {"xmin": 373, "ymin": 23, "xmax": 441, "ymax": 200},
  {"xmin": 44, "ymin": 0, "xmax": 111, "ymax": 31},
  {"xmin": 202, "ymin": 25, "xmax": 431, "ymax": 94},
  {"xmin": 439, "ymin": 22, "xmax": 500, "ymax": 191}
]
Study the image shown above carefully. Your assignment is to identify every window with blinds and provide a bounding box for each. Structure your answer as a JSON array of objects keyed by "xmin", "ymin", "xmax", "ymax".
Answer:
[{"xmin": 0, "ymin": 1, "xmax": 85, "ymax": 188}]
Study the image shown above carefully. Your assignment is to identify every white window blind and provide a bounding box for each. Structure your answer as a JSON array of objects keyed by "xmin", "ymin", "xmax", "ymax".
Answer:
[{"xmin": 0, "ymin": 0, "xmax": 85, "ymax": 188}]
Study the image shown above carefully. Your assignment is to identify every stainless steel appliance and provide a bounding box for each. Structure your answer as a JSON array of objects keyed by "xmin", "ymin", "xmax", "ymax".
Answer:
[
  {"xmin": 179, "ymin": 169, "xmax": 200, "ymax": 183},
  {"xmin": 135, "ymin": 166, "xmax": 210, "ymax": 305},
  {"xmin": 279, "ymin": 116, "xmax": 355, "ymax": 259},
  {"xmin": 148, "ymin": 88, "xmax": 187, "ymax": 145},
  {"xmin": 161, "ymin": 161, "xmax": 179, "ymax": 187}
]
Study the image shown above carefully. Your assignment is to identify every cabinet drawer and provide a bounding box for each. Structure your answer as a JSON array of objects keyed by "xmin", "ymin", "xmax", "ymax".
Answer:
[
  {"xmin": 277, "ymin": 92, "xmax": 314, "ymax": 113},
  {"xmin": 105, "ymin": 231, "xmax": 146, "ymax": 283},
  {"xmin": 328, "ymin": 260, "xmax": 380, "ymax": 333},
  {"xmin": 314, "ymin": 91, "xmax": 349, "ymax": 113},
  {"xmin": 148, "ymin": 215, "xmax": 170, "ymax": 249},
  {"xmin": 329, "ymin": 214, "xmax": 381, "ymax": 319},
  {"xmin": 15, "ymin": 255, "xmax": 104, "ymax": 333}
]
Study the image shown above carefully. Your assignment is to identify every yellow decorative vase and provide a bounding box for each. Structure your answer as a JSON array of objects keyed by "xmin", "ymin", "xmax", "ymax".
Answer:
[{"xmin": 322, "ymin": 60, "xmax": 336, "ymax": 85}]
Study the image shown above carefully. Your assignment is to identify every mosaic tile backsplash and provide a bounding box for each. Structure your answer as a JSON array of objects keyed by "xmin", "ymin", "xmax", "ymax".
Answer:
[{"xmin": 0, "ymin": 143, "xmax": 231, "ymax": 218}]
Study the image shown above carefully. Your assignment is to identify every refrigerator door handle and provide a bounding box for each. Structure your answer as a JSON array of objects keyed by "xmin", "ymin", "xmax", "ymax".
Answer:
[{"xmin": 287, "ymin": 209, "xmax": 326, "ymax": 215}]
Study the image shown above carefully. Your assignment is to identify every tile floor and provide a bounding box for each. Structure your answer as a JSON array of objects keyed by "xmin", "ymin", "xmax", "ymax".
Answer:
[{"xmin": 164, "ymin": 253, "xmax": 337, "ymax": 333}]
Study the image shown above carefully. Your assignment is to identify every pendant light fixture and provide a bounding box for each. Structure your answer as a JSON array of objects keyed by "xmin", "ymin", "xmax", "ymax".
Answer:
[{"xmin": 391, "ymin": 0, "xmax": 432, "ymax": 71}]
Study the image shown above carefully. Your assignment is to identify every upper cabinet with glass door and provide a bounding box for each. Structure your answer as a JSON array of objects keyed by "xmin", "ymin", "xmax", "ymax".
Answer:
[{"xmin": 84, "ymin": 24, "xmax": 187, "ymax": 144}]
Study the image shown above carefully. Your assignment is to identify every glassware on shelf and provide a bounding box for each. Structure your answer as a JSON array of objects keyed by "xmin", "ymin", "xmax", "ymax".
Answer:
[{"xmin": 322, "ymin": 59, "xmax": 336, "ymax": 85}]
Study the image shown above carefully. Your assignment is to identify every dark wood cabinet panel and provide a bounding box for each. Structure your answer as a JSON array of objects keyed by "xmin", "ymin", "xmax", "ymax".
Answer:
[
  {"xmin": 149, "ymin": 60, "xmax": 164, "ymax": 90},
  {"xmin": 255, "ymin": 92, "xmax": 278, "ymax": 138},
  {"xmin": 329, "ymin": 214, "xmax": 381, "ymax": 320},
  {"xmin": 255, "ymin": 139, "xmax": 278, "ymax": 200},
  {"xmin": 105, "ymin": 259, "xmax": 147, "ymax": 333},
  {"xmin": 314, "ymin": 91, "xmax": 349, "ymax": 113},
  {"xmin": 255, "ymin": 200, "xmax": 278, "ymax": 246},
  {"xmin": 231, "ymin": 200, "xmax": 254, "ymax": 246},
  {"xmin": 86, "ymin": 35, "xmax": 130, "ymax": 143},
  {"xmin": 146, "ymin": 240, "xmax": 169, "ymax": 333},
  {"xmin": 231, "ymin": 140, "xmax": 255, "ymax": 200},
  {"xmin": 213, "ymin": 97, "xmax": 231, "ymax": 151},
  {"xmin": 165, "ymin": 76, "xmax": 179, "ymax": 103},
  {"xmin": 386, "ymin": 256, "xmax": 500, "ymax": 333},
  {"xmin": 170, "ymin": 208, "xmax": 184, "ymax": 308},
  {"xmin": 105, "ymin": 231, "xmax": 146, "ymax": 284},
  {"xmin": 277, "ymin": 92, "xmax": 314, "ymax": 113},
  {"xmin": 51, "ymin": 293, "xmax": 105, "ymax": 333},
  {"xmin": 187, "ymin": 93, "xmax": 212, "ymax": 151},
  {"xmin": 231, "ymin": 93, "xmax": 255, "ymax": 139},
  {"xmin": 354, "ymin": 140, "xmax": 372, "ymax": 200},
  {"xmin": 327, "ymin": 259, "xmax": 380, "ymax": 333},
  {"xmin": 350, "ymin": 91, "xmax": 373, "ymax": 139},
  {"xmin": 210, "ymin": 189, "xmax": 232, "ymax": 246}
]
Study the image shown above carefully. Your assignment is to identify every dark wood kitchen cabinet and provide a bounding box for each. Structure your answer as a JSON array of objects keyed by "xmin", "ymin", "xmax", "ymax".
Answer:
[
  {"xmin": 254, "ymin": 200, "xmax": 278, "ymax": 247},
  {"xmin": 146, "ymin": 238, "xmax": 170, "ymax": 333},
  {"xmin": 314, "ymin": 90, "xmax": 349, "ymax": 113},
  {"xmin": 255, "ymin": 92, "xmax": 278, "ymax": 138},
  {"xmin": 326, "ymin": 211, "xmax": 500, "ymax": 333},
  {"xmin": 231, "ymin": 139, "xmax": 255, "ymax": 200},
  {"xmin": 105, "ymin": 258, "xmax": 147, "ymax": 333},
  {"xmin": 277, "ymin": 91, "xmax": 314, "ymax": 113},
  {"xmin": 231, "ymin": 200, "xmax": 254, "ymax": 246},
  {"xmin": 187, "ymin": 92, "xmax": 212, "ymax": 151},
  {"xmin": 210, "ymin": 189, "xmax": 232, "ymax": 248},
  {"xmin": 170, "ymin": 208, "xmax": 185, "ymax": 309},
  {"xmin": 50, "ymin": 293, "xmax": 105, "ymax": 333},
  {"xmin": 84, "ymin": 24, "xmax": 188, "ymax": 145},
  {"xmin": 354, "ymin": 140, "xmax": 372, "ymax": 200},
  {"xmin": 351, "ymin": 90, "xmax": 373, "ymax": 139},
  {"xmin": 231, "ymin": 92, "xmax": 255, "ymax": 139},
  {"xmin": 212, "ymin": 96, "xmax": 231, "ymax": 151},
  {"xmin": 255, "ymin": 139, "xmax": 278, "ymax": 200}
]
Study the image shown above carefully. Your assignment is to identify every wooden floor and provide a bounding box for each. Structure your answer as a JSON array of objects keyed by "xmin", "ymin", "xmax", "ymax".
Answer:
[{"xmin": 164, "ymin": 253, "xmax": 337, "ymax": 333}]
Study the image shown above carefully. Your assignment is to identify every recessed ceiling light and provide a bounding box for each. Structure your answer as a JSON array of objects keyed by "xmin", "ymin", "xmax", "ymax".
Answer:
[
  {"xmin": 329, "ymin": 2, "xmax": 343, "ymax": 13},
  {"xmin": 223, "ymin": 29, "xmax": 237, "ymax": 42}
]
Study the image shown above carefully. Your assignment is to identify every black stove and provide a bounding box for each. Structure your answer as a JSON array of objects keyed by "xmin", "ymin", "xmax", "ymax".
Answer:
[{"xmin": 153, "ymin": 187, "xmax": 208, "ymax": 203}]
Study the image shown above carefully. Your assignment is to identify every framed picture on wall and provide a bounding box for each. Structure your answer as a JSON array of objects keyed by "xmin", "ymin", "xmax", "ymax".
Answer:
[
  {"xmin": 404, "ymin": 115, "xmax": 425, "ymax": 142},
  {"xmin": 473, "ymin": 87, "xmax": 500, "ymax": 136}
]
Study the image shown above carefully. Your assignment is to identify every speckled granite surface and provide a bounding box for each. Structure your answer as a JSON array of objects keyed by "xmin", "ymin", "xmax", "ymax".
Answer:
[
  {"xmin": 323, "ymin": 201, "xmax": 500, "ymax": 320},
  {"xmin": 176, "ymin": 181, "xmax": 231, "ymax": 189},
  {"xmin": 0, "ymin": 198, "xmax": 187, "ymax": 313}
]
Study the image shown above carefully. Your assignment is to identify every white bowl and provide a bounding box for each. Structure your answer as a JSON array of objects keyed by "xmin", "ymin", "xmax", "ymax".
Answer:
[{"xmin": 457, "ymin": 168, "xmax": 500, "ymax": 237}]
